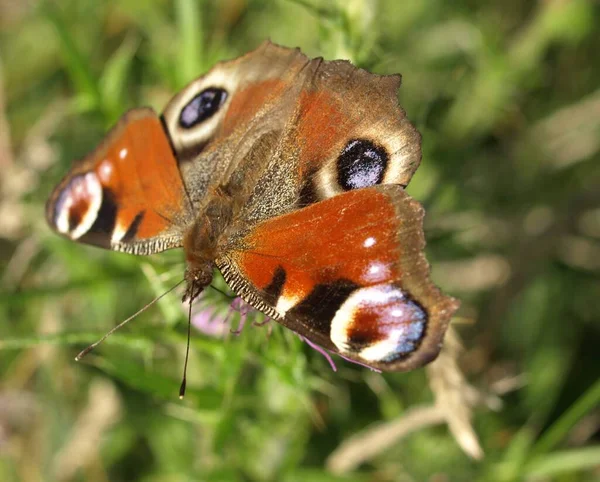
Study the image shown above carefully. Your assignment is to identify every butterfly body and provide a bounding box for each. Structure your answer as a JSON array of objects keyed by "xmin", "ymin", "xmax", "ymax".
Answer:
[{"xmin": 47, "ymin": 41, "xmax": 458, "ymax": 371}]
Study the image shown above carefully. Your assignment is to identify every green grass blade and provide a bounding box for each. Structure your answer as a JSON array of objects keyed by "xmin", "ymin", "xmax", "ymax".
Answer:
[
  {"xmin": 90, "ymin": 355, "xmax": 222, "ymax": 406},
  {"xmin": 531, "ymin": 377, "xmax": 600, "ymax": 457},
  {"xmin": 0, "ymin": 332, "xmax": 153, "ymax": 352},
  {"xmin": 99, "ymin": 34, "xmax": 140, "ymax": 124},
  {"xmin": 42, "ymin": 2, "xmax": 102, "ymax": 112},
  {"xmin": 525, "ymin": 446, "xmax": 600, "ymax": 478},
  {"xmin": 175, "ymin": 0, "xmax": 203, "ymax": 87},
  {"xmin": 140, "ymin": 263, "xmax": 185, "ymax": 328}
]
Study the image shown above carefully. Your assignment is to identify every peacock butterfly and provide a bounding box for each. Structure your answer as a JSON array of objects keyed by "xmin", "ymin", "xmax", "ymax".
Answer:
[{"xmin": 46, "ymin": 41, "xmax": 459, "ymax": 372}]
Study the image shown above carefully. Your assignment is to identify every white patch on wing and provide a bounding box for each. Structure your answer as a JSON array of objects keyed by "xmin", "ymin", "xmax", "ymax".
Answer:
[
  {"xmin": 111, "ymin": 221, "xmax": 129, "ymax": 244},
  {"xmin": 55, "ymin": 172, "xmax": 103, "ymax": 240},
  {"xmin": 359, "ymin": 337, "xmax": 404, "ymax": 362},
  {"xmin": 275, "ymin": 292, "xmax": 302, "ymax": 316},
  {"xmin": 363, "ymin": 261, "xmax": 390, "ymax": 283},
  {"xmin": 314, "ymin": 159, "xmax": 343, "ymax": 200},
  {"xmin": 363, "ymin": 236, "xmax": 376, "ymax": 248},
  {"xmin": 97, "ymin": 159, "xmax": 114, "ymax": 184},
  {"xmin": 330, "ymin": 286, "xmax": 392, "ymax": 354},
  {"xmin": 329, "ymin": 294, "xmax": 357, "ymax": 354}
]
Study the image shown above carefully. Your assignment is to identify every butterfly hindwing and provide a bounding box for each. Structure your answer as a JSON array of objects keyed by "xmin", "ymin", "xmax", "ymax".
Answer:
[
  {"xmin": 217, "ymin": 185, "xmax": 458, "ymax": 371},
  {"xmin": 46, "ymin": 108, "xmax": 193, "ymax": 255}
]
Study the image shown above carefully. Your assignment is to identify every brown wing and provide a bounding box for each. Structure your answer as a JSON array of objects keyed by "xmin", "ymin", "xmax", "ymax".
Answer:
[
  {"xmin": 47, "ymin": 42, "xmax": 421, "ymax": 254},
  {"xmin": 46, "ymin": 108, "xmax": 193, "ymax": 255},
  {"xmin": 160, "ymin": 41, "xmax": 422, "ymax": 224},
  {"xmin": 217, "ymin": 185, "xmax": 458, "ymax": 371}
]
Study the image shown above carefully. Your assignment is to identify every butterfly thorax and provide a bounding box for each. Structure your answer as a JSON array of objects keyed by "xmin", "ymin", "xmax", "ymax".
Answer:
[{"xmin": 183, "ymin": 190, "xmax": 235, "ymax": 301}]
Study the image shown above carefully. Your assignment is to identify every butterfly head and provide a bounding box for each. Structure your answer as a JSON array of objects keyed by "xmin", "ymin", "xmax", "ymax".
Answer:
[{"xmin": 182, "ymin": 264, "xmax": 213, "ymax": 303}]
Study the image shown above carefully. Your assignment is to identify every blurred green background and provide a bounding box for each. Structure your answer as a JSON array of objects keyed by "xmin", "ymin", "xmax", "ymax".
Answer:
[{"xmin": 1, "ymin": 0, "xmax": 599, "ymax": 480}]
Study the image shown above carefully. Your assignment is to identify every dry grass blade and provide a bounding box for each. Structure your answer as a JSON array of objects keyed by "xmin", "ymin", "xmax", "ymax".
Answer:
[
  {"xmin": 52, "ymin": 380, "xmax": 122, "ymax": 481},
  {"xmin": 326, "ymin": 404, "xmax": 446, "ymax": 475},
  {"xmin": 327, "ymin": 327, "xmax": 488, "ymax": 474},
  {"xmin": 426, "ymin": 327, "xmax": 484, "ymax": 460}
]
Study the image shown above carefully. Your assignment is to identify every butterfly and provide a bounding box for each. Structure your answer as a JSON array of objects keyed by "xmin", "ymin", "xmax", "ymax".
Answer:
[{"xmin": 46, "ymin": 41, "xmax": 459, "ymax": 372}]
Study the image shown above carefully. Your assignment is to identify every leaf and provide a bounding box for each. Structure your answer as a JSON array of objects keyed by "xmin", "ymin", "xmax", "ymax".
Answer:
[
  {"xmin": 89, "ymin": 355, "xmax": 222, "ymax": 408},
  {"xmin": 175, "ymin": 0, "xmax": 204, "ymax": 87},
  {"xmin": 525, "ymin": 446, "xmax": 600, "ymax": 478},
  {"xmin": 531, "ymin": 378, "xmax": 600, "ymax": 456},
  {"xmin": 140, "ymin": 263, "xmax": 184, "ymax": 329}
]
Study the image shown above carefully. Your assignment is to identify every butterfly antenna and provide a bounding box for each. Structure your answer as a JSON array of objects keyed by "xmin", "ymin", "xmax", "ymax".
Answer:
[
  {"xmin": 75, "ymin": 279, "xmax": 186, "ymax": 361},
  {"xmin": 179, "ymin": 281, "xmax": 194, "ymax": 399}
]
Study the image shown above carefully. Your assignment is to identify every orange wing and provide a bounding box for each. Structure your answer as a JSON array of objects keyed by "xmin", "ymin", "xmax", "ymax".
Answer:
[
  {"xmin": 218, "ymin": 185, "xmax": 458, "ymax": 371},
  {"xmin": 46, "ymin": 108, "xmax": 193, "ymax": 255}
]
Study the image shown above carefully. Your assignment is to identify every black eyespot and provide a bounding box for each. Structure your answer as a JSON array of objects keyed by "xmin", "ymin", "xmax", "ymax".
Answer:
[
  {"xmin": 337, "ymin": 139, "xmax": 389, "ymax": 191},
  {"xmin": 88, "ymin": 188, "xmax": 118, "ymax": 235},
  {"xmin": 263, "ymin": 266, "xmax": 287, "ymax": 306},
  {"xmin": 179, "ymin": 87, "xmax": 228, "ymax": 128},
  {"xmin": 121, "ymin": 211, "xmax": 146, "ymax": 243},
  {"xmin": 287, "ymin": 279, "xmax": 360, "ymax": 335}
]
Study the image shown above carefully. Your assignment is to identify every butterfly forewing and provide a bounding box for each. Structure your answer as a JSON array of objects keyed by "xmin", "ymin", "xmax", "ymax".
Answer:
[{"xmin": 46, "ymin": 108, "xmax": 192, "ymax": 255}]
